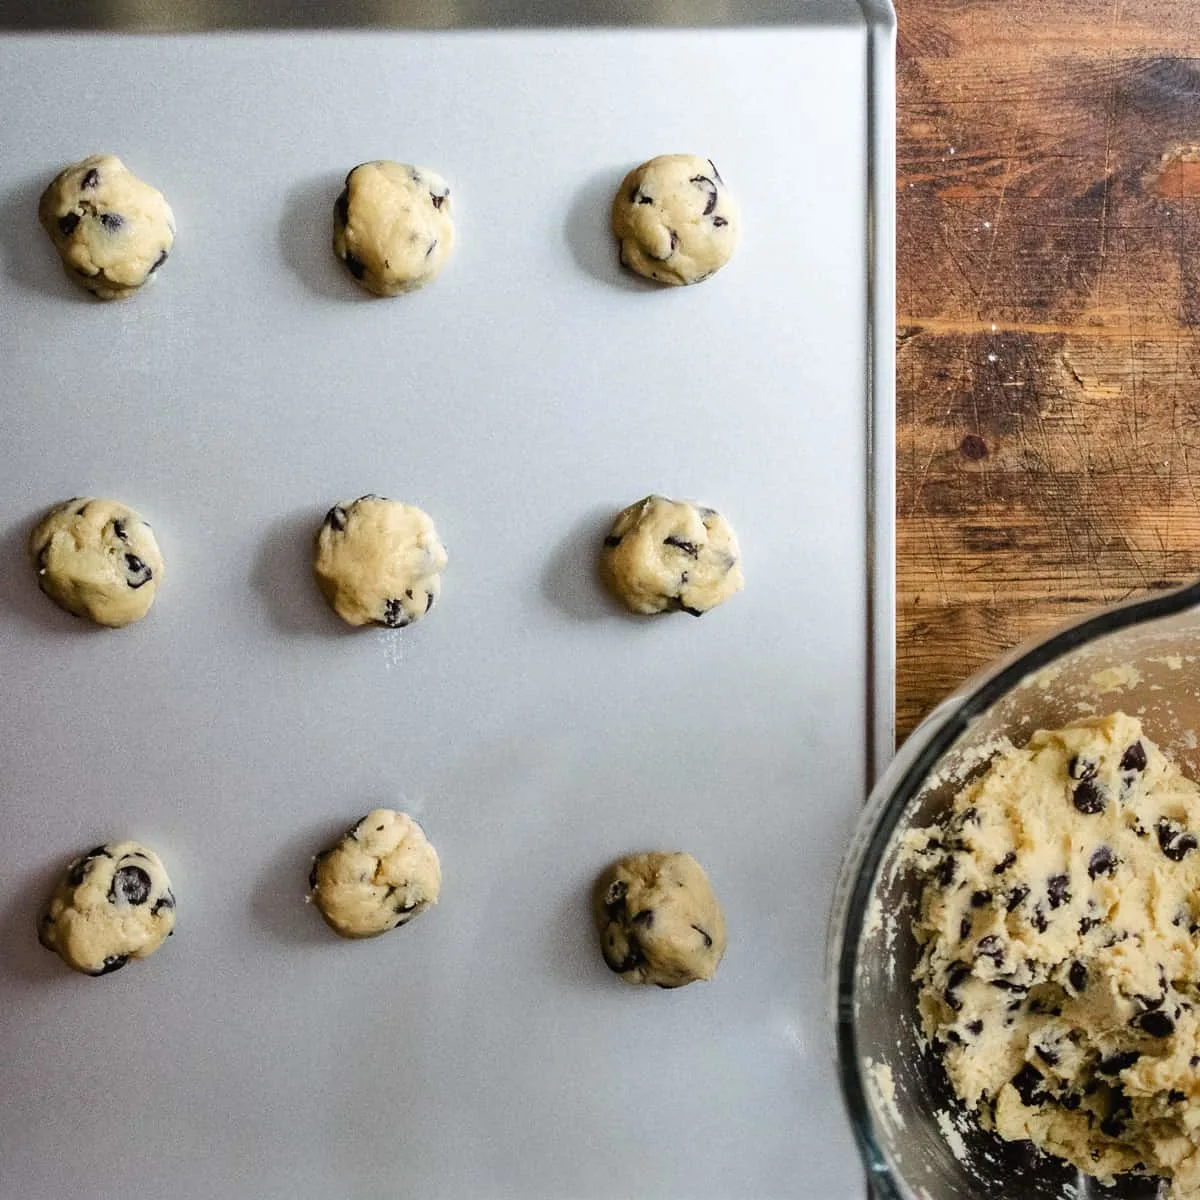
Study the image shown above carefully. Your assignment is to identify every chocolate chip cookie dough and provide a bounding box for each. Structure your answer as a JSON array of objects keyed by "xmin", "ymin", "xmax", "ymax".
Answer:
[
  {"xmin": 611, "ymin": 154, "xmax": 739, "ymax": 286},
  {"xmin": 38, "ymin": 841, "xmax": 175, "ymax": 976},
  {"xmin": 38, "ymin": 154, "xmax": 174, "ymax": 299},
  {"xmin": 909, "ymin": 712, "xmax": 1200, "ymax": 1197},
  {"xmin": 313, "ymin": 495, "xmax": 446, "ymax": 629},
  {"xmin": 30, "ymin": 498, "xmax": 163, "ymax": 627},
  {"xmin": 309, "ymin": 809, "xmax": 441, "ymax": 939},
  {"xmin": 594, "ymin": 852, "xmax": 726, "ymax": 988},
  {"xmin": 333, "ymin": 161, "xmax": 454, "ymax": 296},
  {"xmin": 602, "ymin": 495, "xmax": 742, "ymax": 616}
]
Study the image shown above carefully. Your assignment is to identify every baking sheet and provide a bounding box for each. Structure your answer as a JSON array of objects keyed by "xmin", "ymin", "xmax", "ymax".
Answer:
[{"xmin": 0, "ymin": 10, "xmax": 895, "ymax": 1199}]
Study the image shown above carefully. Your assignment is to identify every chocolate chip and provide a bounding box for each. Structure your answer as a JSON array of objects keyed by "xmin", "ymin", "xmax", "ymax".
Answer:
[
  {"xmin": 1072, "ymin": 779, "xmax": 1106, "ymax": 814},
  {"xmin": 966, "ymin": 1019, "xmax": 984, "ymax": 1035},
  {"xmin": 631, "ymin": 909, "xmax": 654, "ymax": 928},
  {"xmin": 148, "ymin": 248, "xmax": 167, "ymax": 275},
  {"xmin": 707, "ymin": 159, "xmax": 723, "ymax": 183},
  {"xmin": 324, "ymin": 505, "xmax": 347, "ymax": 532},
  {"xmin": 1006, "ymin": 884, "xmax": 1029, "ymax": 911},
  {"xmin": 971, "ymin": 890, "xmax": 992, "ymax": 907},
  {"xmin": 1100, "ymin": 1101, "xmax": 1130, "ymax": 1138},
  {"xmin": 936, "ymin": 857, "xmax": 957, "ymax": 886},
  {"xmin": 1068, "ymin": 961, "xmax": 1088, "ymax": 992},
  {"xmin": 603, "ymin": 534, "xmax": 622, "ymax": 548},
  {"xmin": 945, "ymin": 1029, "xmax": 963, "ymax": 1045},
  {"xmin": 637, "ymin": 193, "xmax": 653, "ymax": 205},
  {"xmin": 1136, "ymin": 1010, "xmax": 1175, "ymax": 1037},
  {"xmin": 1079, "ymin": 915, "xmax": 1101, "ymax": 935},
  {"xmin": 1031, "ymin": 906, "xmax": 1048, "ymax": 933},
  {"xmin": 80, "ymin": 167, "xmax": 100, "ymax": 189},
  {"xmin": 425, "ymin": 239, "xmax": 437, "ymax": 258},
  {"xmin": 1120, "ymin": 741, "xmax": 1147, "ymax": 772},
  {"xmin": 1096, "ymin": 1050, "xmax": 1140, "ymax": 1075},
  {"xmin": 976, "ymin": 934, "xmax": 1005, "ymax": 966},
  {"xmin": 109, "ymin": 865, "xmax": 151, "ymax": 906},
  {"xmin": 334, "ymin": 189, "xmax": 349, "ymax": 226},
  {"xmin": 124, "ymin": 553, "xmax": 152, "ymax": 588},
  {"xmin": 680, "ymin": 604, "xmax": 704, "ymax": 618},
  {"xmin": 663, "ymin": 536, "xmax": 699, "ymax": 557},
  {"xmin": 1060, "ymin": 1092, "xmax": 1081, "ymax": 1110},
  {"xmin": 604, "ymin": 938, "xmax": 644, "ymax": 975},
  {"xmin": 99, "ymin": 212, "xmax": 124, "ymax": 232},
  {"xmin": 603, "ymin": 879, "xmax": 628, "ymax": 917},
  {"xmin": 1068, "ymin": 755, "xmax": 1097, "ymax": 781},
  {"xmin": 430, "ymin": 192, "xmax": 446, "ymax": 209},
  {"xmin": 994, "ymin": 851, "xmax": 1017, "ymax": 874},
  {"xmin": 712, "ymin": 216, "xmax": 728, "ymax": 227},
  {"xmin": 1170, "ymin": 1089, "xmax": 1187, "ymax": 1103},
  {"xmin": 669, "ymin": 230, "xmax": 679, "ymax": 252},
  {"xmin": 57, "ymin": 212, "xmax": 80, "ymax": 237},
  {"xmin": 382, "ymin": 598, "xmax": 410, "ymax": 629},
  {"xmin": 1034, "ymin": 1044, "xmax": 1060, "ymax": 1066},
  {"xmin": 344, "ymin": 252, "xmax": 366, "ymax": 280},
  {"xmin": 689, "ymin": 174, "xmax": 718, "ymax": 215},
  {"xmin": 1088, "ymin": 847, "xmax": 1117, "ymax": 879},
  {"xmin": 1011, "ymin": 1064, "xmax": 1046, "ymax": 1106},
  {"xmin": 1157, "ymin": 819, "xmax": 1198, "ymax": 861},
  {"xmin": 1047, "ymin": 874, "xmax": 1070, "ymax": 908},
  {"xmin": 151, "ymin": 890, "xmax": 175, "ymax": 916},
  {"xmin": 93, "ymin": 954, "xmax": 129, "ymax": 976},
  {"xmin": 110, "ymin": 518, "xmax": 127, "ymax": 542},
  {"xmin": 959, "ymin": 916, "xmax": 972, "ymax": 939}
]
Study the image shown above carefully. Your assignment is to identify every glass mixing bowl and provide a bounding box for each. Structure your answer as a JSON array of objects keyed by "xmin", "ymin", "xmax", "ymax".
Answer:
[{"xmin": 829, "ymin": 580, "xmax": 1200, "ymax": 1199}]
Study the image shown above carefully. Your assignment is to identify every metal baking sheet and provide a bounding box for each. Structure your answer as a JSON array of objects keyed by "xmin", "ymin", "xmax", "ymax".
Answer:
[{"xmin": 0, "ymin": 7, "xmax": 895, "ymax": 1198}]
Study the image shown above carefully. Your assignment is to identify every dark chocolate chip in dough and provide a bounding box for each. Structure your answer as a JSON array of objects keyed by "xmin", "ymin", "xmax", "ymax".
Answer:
[
  {"xmin": 425, "ymin": 239, "xmax": 437, "ymax": 258},
  {"xmin": 430, "ymin": 192, "xmax": 446, "ymax": 210},
  {"xmin": 631, "ymin": 909, "xmax": 654, "ymax": 928},
  {"xmin": 324, "ymin": 505, "xmax": 348, "ymax": 532},
  {"xmin": 1088, "ymin": 846, "xmax": 1117, "ymax": 878},
  {"xmin": 148, "ymin": 249, "xmax": 167, "ymax": 275},
  {"xmin": 93, "ymin": 954, "xmax": 129, "ymax": 976},
  {"xmin": 637, "ymin": 193, "xmax": 653, "ymax": 205},
  {"xmin": 1136, "ymin": 1010, "xmax": 1175, "ymax": 1038},
  {"xmin": 976, "ymin": 934, "xmax": 1005, "ymax": 966},
  {"xmin": 936, "ymin": 857, "xmax": 957, "ymax": 887},
  {"xmin": 1120, "ymin": 741, "xmax": 1147, "ymax": 772},
  {"xmin": 334, "ymin": 189, "xmax": 349, "ymax": 227},
  {"xmin": 1047, "ymin": 874, "xmax": 1070, "ymax": 909},
  {"xmin": 1157, "ymin": 819, "xmax": 1198, "ymax": 861},
  {"xmin": 971, "ymin": 890, "xmax": 992, "ymax": 907},
  {"xmin": 603, "ymin": 534, "xmax": 622, "ymax": 548},
  {"xmin": 663, "ymin": 536, "xmax": 699, "ymax": 557},
  {"xmin": 382, "ymin": 599, "xmax": 410, "ymax": 629},
  {"xmin": 959, "ymin": 916, "xmax": 972, "ymax": 940},
  {"xmin": 1170, "ymin": 1089, "xmax": 1187, "ymax": 1104},
  {"xmin": 80, "ymin": 168, "xmax": 100, "ymax": 189},
  {"xmin": 109, "ymin": 865, "xmax": 151, "ymax": 906},
  {"xmin": 1006, "ymin": 884, "xmax": 1030, "ymax": 911},
  {"xmin": 99, "ymin": 212, "xmax": 125, "ymax": 233},
  {"xmin": 151, "ymin": 891, "xmax": 175, "ymax": 916},
  {"xmin": 966, "ymin": 1019, "xmax": 984, "ymax": 1035},
  {"xmin": 712, "ymin": 215, "xmax": 729, "ymax": 228},
  {"xmin": 425, "ymin": 591, "xmax": 435, "ymax": 613},
  {"xmin": 1034, "ymin": 1044, "xmax": 1060, "ymax": 1066},
  {"xmin": 603, "ymin": 879, "xmax": 628, "ymax": 917},
  {"xmin": 124, "ymin": 553, "xmax": 152, "ymax": 588},
  {"xmin": 1068, "ymin": 755, "xmax": 1097, "ymax": 781},
  {"xmin": 111, "ymin": 518, "xmax": 127, "ymax": 542},
  {"xmin": 691, "ymin": 923, "xmax": 713, "ymax": 948},
  {"xmin": 1011, "ymin": 1063, "xmax": 1046, "ymax": 1106},
  {"xmin": 1100, "ymin": 1092, "xmax": 1132, "ymax": 1137},
  {"xmin": 993, "ymin": 850, "xmax": 1018, "ymax": 874},
  {"xmin": 1072, "ymin": 779, "xmax": 1106, "ymax": 814},
  {"xmin": 1031, "ymin": 906, "xmax": 1049, "ymax": 933},
  {"xmin": 707, "ymin": 159, "xmax": 723, "ymax": 183},
  {"xmin": 57, "ymin": 212, "xmax": 80, "ymax": 237},
  {"xmin": 344, "ymin": 252, "xmax": 366, "ymax": 280},
  {"xmin": 603, "ymin": 936, "xmax": 644, "ymax": 975},
  {"xmin": 1068, "ymin": 961, "xmax": 1088, "ymax": 992},
  {"xmin": 689, "ymin": 174, "xmax": 718, "ymax": 215},
  {"xmin": 1096, "ymin": 1050, "xmax": 1140, "ymax": 1075}
]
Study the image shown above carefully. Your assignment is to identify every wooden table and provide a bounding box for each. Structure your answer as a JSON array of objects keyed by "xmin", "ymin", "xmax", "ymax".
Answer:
[{"xmin": 896, "ymin": 0, "xmax": 1200, "ymax": 739}]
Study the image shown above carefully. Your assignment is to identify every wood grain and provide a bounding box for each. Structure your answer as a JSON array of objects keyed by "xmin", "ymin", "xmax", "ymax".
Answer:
[{"xmin": 896, "ymin": 0, "xmax": 1200, "ymax": 738}]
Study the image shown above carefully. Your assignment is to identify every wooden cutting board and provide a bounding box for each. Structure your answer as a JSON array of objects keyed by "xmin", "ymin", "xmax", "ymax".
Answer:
[{"xmin": 897, "ymin": 0, "xmax": 1200, "ymax": 738}]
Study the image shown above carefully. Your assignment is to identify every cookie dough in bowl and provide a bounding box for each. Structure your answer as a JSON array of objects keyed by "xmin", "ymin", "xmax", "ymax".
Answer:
[
  {"xmin": 29, "ymin": 497, "xmax": 163, "ymax": 627},
  {"xmin": 594, "ymin": 851, "xmax": 726, "ymax": 988},
  {"xmin": 908, "ymin": 711, "xmax": 1200, "ymax": 1196},
  {"xmin": 313, "ymin": 495, "xmax": 446, "ymax": 628},
  {"xmin": 309, "ymin": 809, "xmax": 441, "ymax": 939},
  {"xmin": 38, "ymin": 154, "xmax": 174, "ymax": 299},
  {"xmin": 602, "ymin": 495, "xmax": 742, "ymax": 616},
  {"xmin": 611, "ymin": 154, "xmax": 739, "ymax": 286},
  {"xmin": 38, "ymin": 841, "xmax": 176, "ymax": 976},
  {"xmin": 333, "ymin": 161, "xmax": 454, "ymax": 296}
]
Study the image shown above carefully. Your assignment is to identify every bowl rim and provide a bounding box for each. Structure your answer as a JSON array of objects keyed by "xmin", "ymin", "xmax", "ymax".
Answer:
[{"xmin": 830, "ymin": 577, "xmax": 1200, "ymax": 1197}]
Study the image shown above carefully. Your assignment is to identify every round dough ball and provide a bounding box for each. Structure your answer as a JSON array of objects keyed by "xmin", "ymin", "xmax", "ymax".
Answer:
[
  {"xmin": 38, "ymin": 154, "xmax": 174, "ymax": 300},
  {"xmin": 611, "ymin": 154, "xmax": 739, "ymax": 286},
  {"xmin": 594, "ymin": 851, "xmax": 727, "ymax": 988},
  {"xmin": 332, "ymin": 161, "xmax": 454, "ymax": 296},
  {"xmin": 309, "ymin": 809, "xmax": 441, "ymax": 939},
  {"xmin": 29, "ymin": 498, "xmax": 164, "ymax": 628},
  {"xmin": 38, "ymin": 841, "xmax": 176, "ymax": 976},
  {"xmin": 313, "ymin": 495, "xmax": 447, "ymax": 629},
  {"xmin": 602, "ymin": 495, "xmax": 743, "ymax": 616}
]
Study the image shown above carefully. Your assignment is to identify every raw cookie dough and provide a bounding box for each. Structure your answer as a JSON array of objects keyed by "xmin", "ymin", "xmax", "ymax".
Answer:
[
  {"xmin": 332, "ymin": 161, "xmax": 454, "ymax": 296},
  {"xmin": 313, "ymin": 495, "xmax": 446, "ymax": 629},
  {"xmin": 602, "ymin": 495, "xmax": 743, "ymax": 616},
  {"xmin": 309, "ymin": 809, "xmax": 441, "ymax": 938},
  {"xmin": 593, "ymin": 851, "xmax": 726, "ymax": 988},
  {"xmin": 29, "ymin": 497, "xmax": 163, "ymax": 628},
  {"xmin": 611, "ymin": 154, "xmax": 739, "ymax": 286},
  {"xmin": 38, "ymin": 841, "xmax": 175, "ymax": 976},
  {"xmin": 909, "ymin": 712, "xmax": 1200, "ymax": 1198},
  {"xmin": 38, "ymin": 154, "xmax": 174, "ymax": 300}
]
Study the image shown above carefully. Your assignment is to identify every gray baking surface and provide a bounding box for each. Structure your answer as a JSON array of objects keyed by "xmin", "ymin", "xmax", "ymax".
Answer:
[{"xmin": 0, "ymin": 22, "xmax": 887, "ymax": 1200}]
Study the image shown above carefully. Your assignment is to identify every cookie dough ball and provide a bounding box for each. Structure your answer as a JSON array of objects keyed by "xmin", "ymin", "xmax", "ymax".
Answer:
[
  {"xmin": 602, "ymin": 495, "xmax": 742, "ymax": 616},
  {"xmin": 594, "ymin": 852, "xmax": 726, "ymax": 988},
  {"xmin": 38, "ymin": 154, "xmax": 174, "ymax": 300},
  {"xmin": 29, "ymin": 498, "xmax": 163, "ymax": 628},
  {"xmin": 313, "ymin": 495, "xmax": 446, "ymax": 629},
  {"xmin": 909, "ymin": 712, "xmax": 1200, "ymax": 1191},
  {"xmin": 611, "ymin": 154, "xmax": 739, "ymax": 286},
  {"xmin": 332, "ymin": 161, "xmax": 454, "ymax": 296},
  {"xmin": 38, "ymin": 841, "xmax": 176, "ymax": 976},
  {"xmin": 309, "ymin": 809, "xmax": 441, "ymax": 939}
]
